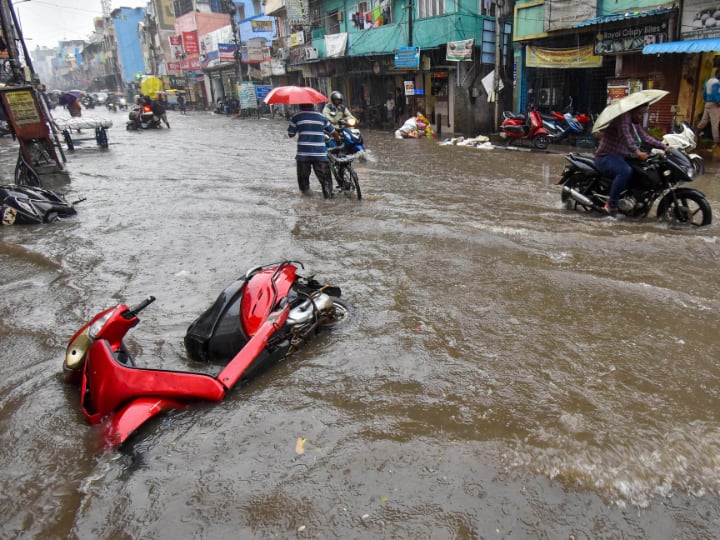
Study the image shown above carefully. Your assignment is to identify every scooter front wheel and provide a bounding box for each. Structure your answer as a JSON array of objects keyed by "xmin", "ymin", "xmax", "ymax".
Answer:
[{"xmin": 319, "ymin": 297, "xmax": 355, "ymax": 329}]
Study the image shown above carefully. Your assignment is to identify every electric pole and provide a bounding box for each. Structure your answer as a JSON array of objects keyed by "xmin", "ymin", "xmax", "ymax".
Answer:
[{"xmin": 225, "ymin": 0, "xmax": 242, "ymax": 84}]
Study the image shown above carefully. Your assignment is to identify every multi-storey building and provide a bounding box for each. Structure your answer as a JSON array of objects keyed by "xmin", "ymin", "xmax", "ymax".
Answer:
[{"xmin": 265, "ymin": 0, "xmax": 512, "ymax": 135}]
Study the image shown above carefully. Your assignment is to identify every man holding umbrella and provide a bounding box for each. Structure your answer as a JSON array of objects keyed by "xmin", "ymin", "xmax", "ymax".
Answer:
[
  {"xmin": 593, "ymin": 90, "xmax": 669, "ymax": 216},
  {"xmin": 264, "ymin": 86, "xmax": 338, "ymax": 198},
  {"xmin": 287, "ymin": 103, "xmax": 337, "ymax": 198}
]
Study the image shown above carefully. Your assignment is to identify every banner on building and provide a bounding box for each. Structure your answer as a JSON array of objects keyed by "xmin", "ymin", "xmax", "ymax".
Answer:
[
  {"xmin": 544, "ymin": 0, "xmax": 594, "ymax": 32},
  {"xmin": 526, "ymin": 44, "xmax": 602, "ymax": 68},
  {"xmin": 394, "ymin": 47, "xmax": 420, "ymax": 70},
  {"xmin": 287, "ymin": 0, "xmax": 307, "ymax": 25},
  {"xmin": 325, "ymin": 33, "xmax": 348, "ymax": 58},
  {"xmin": 218, "ymin": 43, "xmax": 237, "ymax": 61},
  {"xmin": 252, "ymin": 20, "xmax": 273, "ymax": 33},
  {"xmin": 594, "ymin": 21, "xmax": 668, "ymax": 54},
  {"xmin": 182, "ymin": 31, "xmax": 199, "ymax": 54},
  {"xmin": 682, "ymin": 1, "xmax": 720, "ymax": 39},
  {"xmin": 288, "ymin": 32, "xmax": 305, "ymax": 47},
  {"xmin": 446, "ymin": 39, "xmax": 473, "ymax": 61},
  {"xmin": 169, "ymin": 35, "xmax": 183, "ymax": 61},
  {"xmin": 244, "ymin": 39, "xmax": 267, "ymax": 63}
]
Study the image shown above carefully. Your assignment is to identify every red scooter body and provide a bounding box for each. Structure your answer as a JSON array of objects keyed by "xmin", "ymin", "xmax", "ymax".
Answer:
[
  {"xmin": 499, "ymin": 106, "xmax": 550, "ymax": 150},
  {"xmin": 63, "ymin": 261, "xmax": 343, "ymax": 449}
]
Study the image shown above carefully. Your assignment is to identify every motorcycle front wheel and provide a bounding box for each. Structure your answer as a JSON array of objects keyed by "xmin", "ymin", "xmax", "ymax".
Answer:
[
  {"xmin": 691, "ymin": 156, "xmax": 705, "ymax": 177},
  {"xmin": 657, "ymin": 190, "xmax": 712, "ymax": 227},
  {"xmin": 339, "ymin": 166, "xmax": 362, "ymax": 200}
]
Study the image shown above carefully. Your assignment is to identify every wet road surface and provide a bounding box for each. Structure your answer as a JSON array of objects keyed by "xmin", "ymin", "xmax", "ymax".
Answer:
[{"xmin": 1, "ymin": 108, "xmax": 720, "ymax": 538}]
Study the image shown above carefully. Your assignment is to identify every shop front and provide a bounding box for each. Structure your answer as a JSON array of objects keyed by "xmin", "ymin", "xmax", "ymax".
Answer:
[
  {"xmin": 643, "ymin": 1, "xmax": 720, "ymax": 130},
  {"xmin": 515, "ymin": 6, "xmax": 679, "ymax": 131}
]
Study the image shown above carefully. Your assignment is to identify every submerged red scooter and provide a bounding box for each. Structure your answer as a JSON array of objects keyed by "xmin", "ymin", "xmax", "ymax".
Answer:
[{"xmin": 63, "ymin": 261, "xmax": 351, "ymax": 449}]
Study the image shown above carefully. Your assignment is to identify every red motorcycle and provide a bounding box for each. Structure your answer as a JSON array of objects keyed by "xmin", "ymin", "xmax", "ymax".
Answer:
[
  {"xmin": 499, "ymin": 105, "xmax": 550, "ymax": 149},
  {"xmin": 63, "ymin": 261, "xmax": 351, "ymax": 449}
]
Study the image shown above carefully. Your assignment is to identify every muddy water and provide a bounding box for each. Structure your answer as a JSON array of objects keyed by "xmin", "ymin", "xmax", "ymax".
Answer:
[{"xmin": 1, "ymin": 110, "xmax": 719, "ymax": 538}]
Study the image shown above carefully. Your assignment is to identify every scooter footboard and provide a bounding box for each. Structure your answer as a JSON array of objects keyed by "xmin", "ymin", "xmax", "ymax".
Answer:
[
  {"xmin": 81, "ymin": 340, "xmax": 226, "ymax": 424},
  {"xmin": 106, "ymin": 396, "xmax": 187, "ymax": 448}
]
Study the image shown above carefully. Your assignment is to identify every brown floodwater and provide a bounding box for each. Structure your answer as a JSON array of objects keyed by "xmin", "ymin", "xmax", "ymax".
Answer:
[{"xmin": 1, "ymin": 108, "xmax": 719, "ymax": 538}]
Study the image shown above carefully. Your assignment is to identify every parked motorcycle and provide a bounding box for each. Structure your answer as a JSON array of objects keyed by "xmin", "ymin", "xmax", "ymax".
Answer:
[
  {"xmin": 544, "ymin": 111, "xmax": 593, "ymax": 144},
  {"xmin": 662, "ymin": 121, "xmax": 704, "ymax": 176},
  {"xmin": 558, "ymin": 148, "xmax": 712, "ymax": 226},
  {"xmin": 499, "ymin": 105, "xmax": 550, "ymax": 149},
  {"xmin": 1, "ymin": 184, "xmax": 82, "ymax": 225},
  {"xmin": 63, "ymin": 261, "xmax": 352, "ymax": 448}
]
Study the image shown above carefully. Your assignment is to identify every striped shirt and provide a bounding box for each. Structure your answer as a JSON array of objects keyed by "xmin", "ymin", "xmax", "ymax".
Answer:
[{"xmin": 288, "ymin": 110, "xmax": 335, "ymax": 162}]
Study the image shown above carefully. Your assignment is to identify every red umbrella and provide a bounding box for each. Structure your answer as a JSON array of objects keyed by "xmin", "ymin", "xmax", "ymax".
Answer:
[{"xmin": 263, "ymin": 86, "xmax": 328, "ymax": 105}]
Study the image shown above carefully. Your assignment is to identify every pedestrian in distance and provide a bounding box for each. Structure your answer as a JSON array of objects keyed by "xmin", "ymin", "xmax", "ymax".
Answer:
[
  {"xmin": 695, "ymin": 68, "xmax": 720, "ymax": 145},
  {"xmin": 177, "ymin": 94, "xmax": 186, "ymax": 115},
  {"xmin": 385, "ymin": 93, "xmax": 395, "ymax": 125},
  {"xmin": 394, "ymin": 87, "xmax": 405, "ymax": 126},
  {"xmin": 594, "ymin": 104, "xmax": 667, "ymax": 217},
  {"xmin": 287, "ymin": 103, "xmax": 337, "ymax": 199}
]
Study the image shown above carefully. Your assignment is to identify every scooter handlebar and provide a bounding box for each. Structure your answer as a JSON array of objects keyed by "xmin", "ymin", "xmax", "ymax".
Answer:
[{"xmin": 123, "ymin": 296, "xmax": 156, "ymax": 319}]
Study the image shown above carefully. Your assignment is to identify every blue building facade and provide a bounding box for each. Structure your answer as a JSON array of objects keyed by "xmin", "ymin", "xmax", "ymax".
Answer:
[{"xmin": 112, "ymin": 7, "xmax": 146, "ymax": 84}]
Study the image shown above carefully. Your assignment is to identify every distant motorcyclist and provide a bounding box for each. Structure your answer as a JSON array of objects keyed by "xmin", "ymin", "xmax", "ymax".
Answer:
[{"xmin": 322, "ymin": 91, "xmax": 356, "ymax": 129}]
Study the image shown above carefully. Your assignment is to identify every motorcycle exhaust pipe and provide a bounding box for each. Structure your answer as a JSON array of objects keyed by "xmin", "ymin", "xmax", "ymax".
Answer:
[{"xmin": 562, "ymin": 185, "xmax": 598, "ymax": 208}]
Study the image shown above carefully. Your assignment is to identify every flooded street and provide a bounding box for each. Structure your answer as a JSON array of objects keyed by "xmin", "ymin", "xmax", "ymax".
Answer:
[{"xmin": 2, "ymin": 109, "xmax": 720, "ymax": 538}]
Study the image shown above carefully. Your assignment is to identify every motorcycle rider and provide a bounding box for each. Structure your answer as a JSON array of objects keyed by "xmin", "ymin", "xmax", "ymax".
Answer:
[
  {"xmin": 323, "ymin": 91, "xmax": 357, "ymax": 129},
  {"xmin": 595, "ymin": 104, "xmax": 667, "ymax": 216}
]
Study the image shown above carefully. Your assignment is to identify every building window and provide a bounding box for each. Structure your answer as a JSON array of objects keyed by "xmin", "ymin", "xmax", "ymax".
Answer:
[{"xmin": 418, "ymin": 0, "xmax": 444, "ymax": 19}]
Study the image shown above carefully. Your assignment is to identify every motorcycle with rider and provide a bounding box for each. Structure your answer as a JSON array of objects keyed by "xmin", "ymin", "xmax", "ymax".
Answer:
[{"xmin": 558, "ymin": 89, "xmax": 711, "ymax": 226}]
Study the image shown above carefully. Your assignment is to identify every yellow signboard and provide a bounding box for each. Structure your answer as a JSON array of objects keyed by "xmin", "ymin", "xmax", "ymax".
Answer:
[
  {"xmin": 526, "ymin": 45, "xmax": 602, "ymax": 69},
  {"xmin": 5, "ymin": 90, "xmax": 41, "ymax": 125}
]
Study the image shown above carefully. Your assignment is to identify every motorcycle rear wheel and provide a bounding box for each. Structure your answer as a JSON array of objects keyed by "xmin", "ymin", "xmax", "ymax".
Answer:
[
  {"xmin": 533, "ymin": 134, "xmax": 550, "ymax": 150},
  {"xmin": 560, "ymin": 174, "xmax": 599, "ymax": 213},
  {"xmin": 657, "ymin": 191, "xmax": 712, "ymax": 227}
]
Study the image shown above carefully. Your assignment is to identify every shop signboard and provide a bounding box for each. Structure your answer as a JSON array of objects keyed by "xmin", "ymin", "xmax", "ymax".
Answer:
[
  {"xmin": 594, "ymin": 21, "xmax": 669, "ymax": 55},
  {"xmin": 395, "ymin": 47, "xmax": 420, "ymax": 70}
]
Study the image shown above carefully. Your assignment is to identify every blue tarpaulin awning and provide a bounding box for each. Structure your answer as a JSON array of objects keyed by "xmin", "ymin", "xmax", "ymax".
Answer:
[
  {"xmin": 643, "ymin": 38, "xmax": 720, "ymax": 55},
  {"xmin": 572, "ymin": 8, "xmax": 674, "ymax": 29}
]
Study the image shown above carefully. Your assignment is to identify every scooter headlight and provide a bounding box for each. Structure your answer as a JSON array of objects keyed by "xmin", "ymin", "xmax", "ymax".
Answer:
[{"xmin": 88, "ymin": 310, "xmax": 114, "ymax": 339}]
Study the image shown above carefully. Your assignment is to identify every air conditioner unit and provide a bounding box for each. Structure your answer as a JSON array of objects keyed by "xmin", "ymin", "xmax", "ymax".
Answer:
[{"xmin": 304, "ymin": 47, "xmax": 318, "ymax": 60}]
